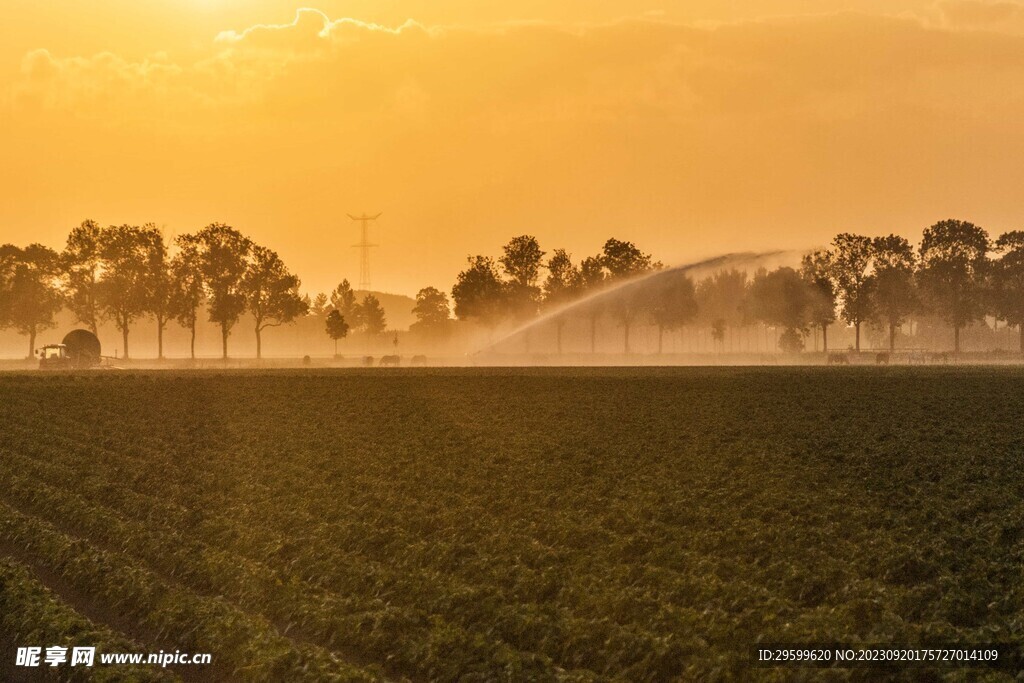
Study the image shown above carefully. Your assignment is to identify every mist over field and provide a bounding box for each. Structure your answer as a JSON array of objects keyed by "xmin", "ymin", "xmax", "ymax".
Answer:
[
  {"xmin": 5, "ymin": 233, "xmax": 1023, "ymax": 367},
  {"xmin": 1, "ymin": 249, "xmax": 800, "ymax": 363},
  {"xmin": 0, "ymin": 290, "xmax": 420, "ymax": 362}
]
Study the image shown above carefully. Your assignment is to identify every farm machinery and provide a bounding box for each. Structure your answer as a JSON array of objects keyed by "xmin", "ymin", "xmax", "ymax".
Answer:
[{"xmin": 37, "ymin": 329, "xmax": 103, "ymax": 370}]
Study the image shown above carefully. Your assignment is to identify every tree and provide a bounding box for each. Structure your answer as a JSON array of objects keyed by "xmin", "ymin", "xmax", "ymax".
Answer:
[
  {"xmin": 242, "ymin": 245, "xmax": 307, "ymax": 359},
  {"xmin": 991, "ymin": 231, "xmax": 1024, "ymax": 352},
  {"xmin": 452, "ymin": 255, "xmax": 505, "ymax": 326},
  {"xmin": 711, "ymin": 319, "xmax": 726, "ymax": 348},
  {"xmin": 778, "ymin": 328, "xmax": 805, "ymax": 354},
  {"xmin": 501, "ymin": 235, "xmax": 546, "ymax": 286},
  {"xmin": 577, "ymin": 255, "xmax": 607, "ymax": 353},
  {"xmin": 871, "ymin": 235, "xmax": 917, "ymax": 351},
  {"xmin": 143, "ymin": 228, "xmax": 174, "ymax": 360},
  {"xmin": 1, "ymin": 244, "xmax": 63, "ymax": 357},
  {"xmin": 310, "ymin": 293, "xmax": 329, "ymax": 316},
  {"xmin": 695, "ymin": 269, "xmax": 748, "ymax": 353},
  {"xmin": 500, "ymin": 235, "xmax": 545, "ymax": 319},
  {"xmin": 325, "ymin": 310, "xmax": 350, "ymax": 356},
  {"xmin": 613, "ymin": 285, "xmax": 649, "ymax": 354},
  {"xmin": 830, "ymin": 233, "xmax": 874, "ymax": 352},
  {"xmin": 98, "ymin": 224, "xmax": 159, "ymax": 359},
  {"xmin": 61, "ymin": 220, "xmax": 104, "ymax": 335},
  {"xmin": 800, "ymin": 251, "xmax": 836, "ymax": 352},
  {"xmin": 748, "ymin": 267, "xmax": 811, "ymax": 352},
  {"xmin": 0, "ymin": 246, "xmax": 16, "ymax": 327},
  {"xmin": 917, "ymin": 219, "xmax": 990, "ymax": 353},
  {"xmin": 601, "ymin": 238, "xmax": 656, "ymax": 279},
  {"xmin": 649, "ymin": 274, "xmax": 698, "ymax": 354},
  {"xmin": 169, "ymin": 238, "xmax": 204, "ymax": 360},
  {"xmin": 577, "ymin": 255, "xmax": 607, "ymax": 290},
  {"xmin": 543, "ymin": 249, "xmax": 580, "ymax": 305},
  {"xmin": 181, "ymin": 223, "xmax": 252, "ymax": 359},
  {"xmin": 330, "ymin": 280, "xmax": 361, "ymax": 330},
  {"xmin": 411, "ymin": 286, "xmax": 451, "ymax": 334},
  {"xmin": 543, "ymin": 249, "xmax": 581, "ymax": 353},
  {"xmin": 601, "ymin": 239, "xmax": 657, "ymax": 353},
  {"xmin": 359, "ymin": 294, "xmax": 387, "ymax": 336}
]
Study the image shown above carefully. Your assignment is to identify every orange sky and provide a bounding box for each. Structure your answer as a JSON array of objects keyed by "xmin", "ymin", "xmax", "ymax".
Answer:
[{"xmin": 3, "ymin": 1, "xmax": 1024, "ymax": 296}]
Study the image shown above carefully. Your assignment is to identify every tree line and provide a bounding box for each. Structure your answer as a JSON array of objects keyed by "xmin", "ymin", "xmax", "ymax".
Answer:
[
  {"xmin": 0, "ymin": 220, "xmax": 425, "ymax": 360},
  {"xmin": 4, "ymin": 217, "xmax": 1023, "ymax": 359},
  {"xmin": 1, "ymin": 221, "xmax": 310, "ymax": 359},
  {"xmin": 449, "ymin": 220, "xmax": 1024, "ymax": 354}
]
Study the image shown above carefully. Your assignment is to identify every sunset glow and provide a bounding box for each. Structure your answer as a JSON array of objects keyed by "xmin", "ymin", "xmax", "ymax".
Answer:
[
  {"xmin": 3, "ymin": 1, "xmax": 1024, "ymax": 295},
  {"xmin": 4, "ymin": 5, "xmax": 1024, "ymax": 677}
]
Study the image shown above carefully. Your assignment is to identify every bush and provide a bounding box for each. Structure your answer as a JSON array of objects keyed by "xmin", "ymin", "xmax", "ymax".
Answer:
[{"xmin": 779, "ymin": 328, "xmax": 805, "ymax": 353}]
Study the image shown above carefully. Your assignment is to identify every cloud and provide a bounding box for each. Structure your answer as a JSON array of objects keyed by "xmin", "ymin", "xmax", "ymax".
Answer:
[
  {"xmin": 214, "ymin": 7, "xmax": 421, "ymax": 52},
  {"xmin": 15, "ymin": 48, "xmax": 185, "ymax": 112},
  {"xmin": 939, "ymin": 0, "xmax": 1022, "ymax": 26},
  {"xmin": 12, "ymin": 9, "xmax": 1024, "ymax": 127},
  {"xmin": 215, "ymin": 7, "xmax": 335, "ymax": 45},
  {"xmin": 9, "ymin": 8, "xmax": 1024, "ymax": 294}
]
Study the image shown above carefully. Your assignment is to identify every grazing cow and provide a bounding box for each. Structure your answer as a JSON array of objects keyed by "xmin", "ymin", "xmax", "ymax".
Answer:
[
  {"xmin": 380, "ymin": 355, "xmax": 400, "ymax": 367},
  {"xmin": 827, "ymin": 352, "xmax": 850, "ymax": 365},
  {"xmin": 361, "ymin": 355, "xmax": 374, "ymax": 367},
  {"xmin": 875, "ymin": 352, "xmax": 890, "ymax": 365},
  {"xmin": 410, "ymin": 355, "xmax": 428, "ymax": 366}
]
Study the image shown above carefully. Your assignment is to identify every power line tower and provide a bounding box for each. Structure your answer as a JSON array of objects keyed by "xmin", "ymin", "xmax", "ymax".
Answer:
[{"xmin": 348, "ymin": 213, "xmax": 381, "ymax": 291}]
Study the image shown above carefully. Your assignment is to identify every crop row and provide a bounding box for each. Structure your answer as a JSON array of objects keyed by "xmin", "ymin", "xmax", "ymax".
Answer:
[
  {"xmin": 6, "ymin": 369, "xmax": 1024, "ymax": 680},
  {"xmin": 0, "ymin": 558, "xmax": 177, "ymax": 682},
  {"xmin": 0, "ymin": 501, "xmax": 377, "ymax": 682},
  {"xmin": 0, "ymin": 464, "xmax": 570, "ymax": 681},
  {"xmin": 2, "ymin": 409, "xmax": 726, "ymax": 679}
]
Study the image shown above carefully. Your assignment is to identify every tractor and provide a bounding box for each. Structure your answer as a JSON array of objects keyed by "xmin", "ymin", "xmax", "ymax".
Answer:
[{"xmin": 37, "ymin": 330, "xmax": 102, "ymax": 370}]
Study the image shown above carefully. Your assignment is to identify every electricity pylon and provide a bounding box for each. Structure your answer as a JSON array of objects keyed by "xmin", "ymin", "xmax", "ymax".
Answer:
[{"xmin": 348, "ymin": 213, "xmax": 381, "ymax": 291}]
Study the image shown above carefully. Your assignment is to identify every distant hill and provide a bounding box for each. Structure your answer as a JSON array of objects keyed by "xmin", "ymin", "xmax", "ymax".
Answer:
[{"xmin": 355, "ymin": 290, "xmax": 417, "ymax": 331}]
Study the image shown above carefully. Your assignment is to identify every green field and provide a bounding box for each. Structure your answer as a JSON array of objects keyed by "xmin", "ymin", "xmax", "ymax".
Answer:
[{"xmin": 1, "ymin": 368, "xmax": 1024, "ymax": 681}]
